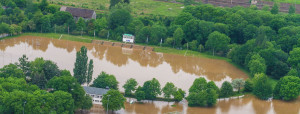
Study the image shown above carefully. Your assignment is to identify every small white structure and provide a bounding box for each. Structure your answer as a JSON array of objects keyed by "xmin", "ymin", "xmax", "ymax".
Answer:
[
  {"xmin": 122, "ymin": 34, "xmax": 135, "ymax": 43},
  {"xmin": 83, "ymin": 86, "xmax": 109, "ymax": 104}
]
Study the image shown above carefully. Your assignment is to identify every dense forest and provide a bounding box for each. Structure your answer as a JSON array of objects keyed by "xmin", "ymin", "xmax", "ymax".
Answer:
[
  {"xmin": 0, "ymin": 0, "xmax": 300, "ymax": 109},
  {"xmin": 1, "ymin": 0, "xmax": 300, "ymax": 79}
]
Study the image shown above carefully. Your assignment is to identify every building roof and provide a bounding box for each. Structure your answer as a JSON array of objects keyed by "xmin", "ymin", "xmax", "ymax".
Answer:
[
  {"xmin": 60, "ymin": 6, "xmax": 95, "ymax": 19},
  {"xmin": 123, "ymin": 34, "xmax": 133, "ymax": 36},
  {"xmin": 83, "ymin": 86, "xmax": 109, "ymax": 95}
]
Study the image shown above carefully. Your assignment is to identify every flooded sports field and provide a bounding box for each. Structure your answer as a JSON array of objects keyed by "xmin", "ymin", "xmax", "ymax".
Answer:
[
  {"xmin": 0, "ymin": 36, "xmax": 248, "ymax": 91},
  {"xmin": 1, "ymin": 36, "xmax": 299, "ymax": 114}
]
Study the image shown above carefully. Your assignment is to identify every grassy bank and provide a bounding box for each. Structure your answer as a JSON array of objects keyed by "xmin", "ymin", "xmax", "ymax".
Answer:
[{"xmin": 264, "ymin": 0, "xmax": 300, "ymax": 5}]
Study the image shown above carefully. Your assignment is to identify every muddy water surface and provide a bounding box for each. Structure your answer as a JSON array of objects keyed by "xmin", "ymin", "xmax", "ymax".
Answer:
[
  {"xmin": 2, "ymin": 36, "xmax": 299, "ymax": 114},
  {"xmin": 0, "ymin": 36, "xmax": 248, "ymax": 91}
]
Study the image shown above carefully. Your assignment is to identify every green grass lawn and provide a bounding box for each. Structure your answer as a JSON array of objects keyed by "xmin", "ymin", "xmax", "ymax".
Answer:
[{"xmin": 48, "ymin": 0, "xmax": 184, "ymax": 16}]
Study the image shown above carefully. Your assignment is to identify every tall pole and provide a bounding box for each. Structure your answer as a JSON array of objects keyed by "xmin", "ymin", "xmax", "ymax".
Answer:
[
  {"xmin": 107, "ymin": 95, "xmax": 110, "ymax": 114},
  {"xmin": 23, "ymin": 101, "xmax": 26, "ymax": 114}
]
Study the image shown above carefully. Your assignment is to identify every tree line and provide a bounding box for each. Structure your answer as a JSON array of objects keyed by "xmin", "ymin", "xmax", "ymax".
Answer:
[{"xmin": 0, "ymin": 55, "xmax": 93, "ymax": 113}]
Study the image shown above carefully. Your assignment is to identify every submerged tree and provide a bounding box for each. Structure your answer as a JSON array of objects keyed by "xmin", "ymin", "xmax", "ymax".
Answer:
[
  {"xmin": 142, "ymin": 78, "xmax": 161, "ymax": 100},
  {"xmin": 102, "ymin": 89, "xmax": 126, "ymax": 112},
  {"xmin": 162, "ymin": 82, "xmax": 177, "ymax": 101},
  {"xmin": 86, "ymin": 59, "xmax": 94, "ymax": 86},
  {"xmin": 231, "ymin": 79, "xmax": 245, "ymax": 93},
  {"xmin": 220, "ymin": 81, "xmax": 233, "ymax": 98},
  {"xmin": 73, "ymin": 46, "xmax": 88, "ymax": 85},
  {"xmin": 253, "ymin": 73, "xmax": 273, "ymax": 100},
  {"xmin": 273, "ymin": 76, "xmax": 300, "ymax": 101},
  {"xmin": 123, "ymin": 78, "xmax": 138, "ymax": 96}
]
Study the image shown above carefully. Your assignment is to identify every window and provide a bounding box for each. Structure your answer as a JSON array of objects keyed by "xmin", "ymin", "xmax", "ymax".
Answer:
[{"xmin": 95, "ymin": 100, "xmax": 99, "ymax": 102}]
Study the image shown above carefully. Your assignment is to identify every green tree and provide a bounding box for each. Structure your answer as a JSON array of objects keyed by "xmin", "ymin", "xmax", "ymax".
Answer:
[
  {"xmin": 248, "ymin": 54, "xmax": 266, "ymax": 76},
  {"xmin": 135, "ymin": 86, "xmax": 145, "ymax": 101},
  {"xmin": 142, "ymin": 78, "xmax": 161, "ymax": 100},
  {"xmin": 17, "ymin": 55, "xmax": 30, "ymax": 76},
  {"xmin": 273, "ymin": 76, "xmax": 300, "ymax": 101},
  {"xmin": 81, "ymin": 95, "xmax": 93, "ymax": 110},
  {"xmin": 288, "ymin": 4, "xmax": 296, "ymax": 14},
  {"xmin": 127, "ymin": 19, "xmax": 144, "ymax": 35},
  {"xmin": 73, "ymin": 46, "xmax": 88, "ymax": 84},
  {"xmin": 150, "ymin": 24, "xmax": 167, "ymax": 45},
  {"xmin": 43, "ymin": 60, "xmax": 60, "ymax": 81},
  {"xmin": 76, "ymin": 17, "xmax": 86, "ymax": 33},
  {"xmin": 253, "ymin": 73, "xmax": 273, "ymax": 100},
  {"xmin": 206, "ymin": 88, "xmax": 218, "ymax": 107},
  {"xmin": 220, "ymin": 81, "xmax": 233, "ymax": 98},
  {"xmin": 189, "ymin": 77, "xmax": 207, "ymax": 93},
  {"xmin": 108, "ymin": 8, "xmax": 131, "ymax": 29},
  {"xmin": 205, "ymin": 31, "xmax": 230, "ymax": 56},
  {"xmin": 288, "ymin": 47, "xmax": 300, "ymax": 67},
  {"xmin": 40, "ymin": 15, "xmax": 51, "ymax": 33},
  {"xmin": 86, "ymin": 59, "xmax": 93, "ymax": 86},
  {"xmin": 174, "ymin": 12, "xmax": 193, "ymax": 25},
  {"xmin": 231, "ymin": 78, "xmax": 245, "ymax": 93},
  {"xmin": 173, "ymin": 27, "xmax": 184, "ymax": 48},
  {"xmin": 270, "ymin": 3, "xmax": 279, "ymax": 14},
  {"xmin": 184, "ymin": 0, "xmax": 194, "ymax": 5},
  {"xmin": 207, "ymin": 81, "xmax": 220, "ymax": 94},
  {"xmin": 53, "ymin": 90, "xmax": 75, "ymax": 114},
  {"xmin": 124, "ymin": 0, "xmax": 130, "ymax": 4},
  {"xmin": 186, "ymin": 91, "xmax": 207, "ymax": 107},
  {"xmin": 162, "ymin": 82, "xmax": 177, "ymax": 101},
  {"xmin": 110, "ymin": 0, "xmax": 122, "ymax": 8},
  {"xmin": 91, "ymin": 72, "xmax": 119, "ymax": 90},
  {"xmin": 60, "ymin": 70, "xmax": 72, "ymax": 76},
  {"xmin": 39, "ymin": 0, "xmax": 49, "ymax": 12},
  {"xmin": 95, "ymin": 17, "xmax": 108, "ymax": 32},
  {"xmin": 244, "ymin": 79, "xmax": 253, "ymax": 92},
  {"xmin": 173, "ymin": 88, "xmax": 185, "ymax": 102},
  {"xmin": 102, "ymin": 89, "xmax": 126, "ymax": 112},
  {"xmin": 47, "ymin": 76, "xmax": 87, "ymax": 109},
  {"xmin": 0, "ymin": 64, "xmax": 25, "ymax": 79},
  {"xmin": 123, "ymin": 78, "xmax": 138, "ymax": 96}
]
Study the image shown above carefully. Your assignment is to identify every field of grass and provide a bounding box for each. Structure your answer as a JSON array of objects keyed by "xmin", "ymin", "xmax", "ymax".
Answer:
[
  {"xmin": 48, "ymin": 0, "xmax": 184, "ymax": 16},
  {"xmin": 263, "ymin": 0, "xmax": 300, "ymax": 4}
]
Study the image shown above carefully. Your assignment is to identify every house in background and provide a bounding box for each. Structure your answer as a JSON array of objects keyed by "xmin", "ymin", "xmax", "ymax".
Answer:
[
  {"xmin": 83, "ymin": 86, "xmax": 108, "ymax": 104},
  {"xmin": 60, "ymin": 6, "xmax": 96, "ymax": 20}
]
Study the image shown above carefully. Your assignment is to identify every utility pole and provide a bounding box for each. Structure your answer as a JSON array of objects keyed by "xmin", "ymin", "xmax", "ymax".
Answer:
[
  {"xmin": 107, "ymin": 95, "xmax": 110, "ymax": 114},
  {"xmin": 81, "ymin": 27, "xmax": 83, "ymax": 36},
  {"xmin": 23, "ymin": 101, "xmax": 26, "ymax": 114}
]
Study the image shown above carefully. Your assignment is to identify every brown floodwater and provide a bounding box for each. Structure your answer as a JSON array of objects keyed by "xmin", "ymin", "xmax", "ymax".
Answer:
[
  {"xmin": 89, "ymin": 95, "xmax": 300, "ymax": 114},
  {"xmin": 1, "ymin": 36, "xmax": 299, "ymax": 114},
  {"xmin": 0, "ymin": 36, "xmax": 248, "ymax": 91}
]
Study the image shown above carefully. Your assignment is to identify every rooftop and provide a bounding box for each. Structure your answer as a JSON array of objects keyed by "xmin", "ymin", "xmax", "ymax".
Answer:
[
  {"xmin": 124, "ymin": 34, "xmax": 134, "ymax": 36},
  {"xmin": 83, "ymin": 86, "xmax": 109, "ymax": 95},
  {"xmin": 60, "ymin": 6, "xmax": 95, "ymax": 19}
]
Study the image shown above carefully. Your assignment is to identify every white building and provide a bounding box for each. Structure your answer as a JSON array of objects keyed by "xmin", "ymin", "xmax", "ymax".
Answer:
[
  {"xmin": 83, "ymin": 86, "xmax": 109, "ymax": 104},
  {"xmin": 123, "ymin": 34, "xmax": 135, "ymax": 43}
]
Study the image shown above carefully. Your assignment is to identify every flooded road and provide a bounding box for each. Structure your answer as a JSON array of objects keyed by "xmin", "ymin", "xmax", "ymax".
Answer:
[
  {"xmin": 1, "ymin": 36, "xmax": 299, "ymax": 114},
  {"xmin": 89, "ymin": 95, "xmax": 300, "ymax": 114}
]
